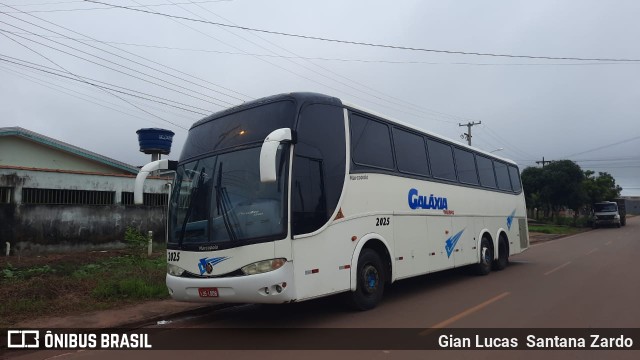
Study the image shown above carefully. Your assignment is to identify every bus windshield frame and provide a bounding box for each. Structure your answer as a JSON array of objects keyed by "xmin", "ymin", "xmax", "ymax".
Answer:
[{"xmin": 168, "ymin": 100, "xmax": 295, "ymax": 251}]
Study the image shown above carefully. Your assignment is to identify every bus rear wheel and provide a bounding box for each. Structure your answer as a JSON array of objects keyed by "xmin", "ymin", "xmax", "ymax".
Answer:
[
  {"xmin": 475, "ymin": 237, "xmax": 493, "ymax": 276},
  {"xmin": 493, "ymin": 237, "xmax": 508, "ymax": 271},
  {"xmin": 348, "ymin": 248, "xmax": 385, "ymax": 311}
]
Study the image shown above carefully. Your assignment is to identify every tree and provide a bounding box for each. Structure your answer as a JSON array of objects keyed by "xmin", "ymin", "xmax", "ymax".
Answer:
[
  {"xmin": 582, "ymin": 170, "xmax": 622, "ymax": 212},
  {"xmin": 521, "ymin": 166, "xmax": 545, "ymax": 219},
  {"xmin": 543, "ymin": 160, "xmax": 585, "ymax": 222},
  {"xmin": 521, "ymin": 160, "xmax": 586, "ymax": 223},
  {"xmin": 521, "ymin": 161, "xmax": 624, "ymax": 226}
]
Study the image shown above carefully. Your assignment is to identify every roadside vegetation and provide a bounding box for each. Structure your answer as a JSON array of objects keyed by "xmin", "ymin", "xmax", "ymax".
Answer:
[
  {"xmin": 0, "ymin": 228, "xmax": 168, "ymax": 327},
  {"xmin": 528, "ymin": 224, "xmax": 583, "ymax": 235},
  {"xmin": 521, "ymin": 160, "xmax": 622, "ymax": 226}
]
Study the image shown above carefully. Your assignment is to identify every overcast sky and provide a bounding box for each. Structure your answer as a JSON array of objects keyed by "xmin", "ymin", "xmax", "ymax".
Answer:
[{"xmin": 1, "ymin": 0, "xmax": 638, "ymax": 195}]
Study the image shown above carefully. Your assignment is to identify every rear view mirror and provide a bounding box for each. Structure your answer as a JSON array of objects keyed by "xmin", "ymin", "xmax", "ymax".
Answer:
[{"xmin": 259, "ymin": 128, "xmax": 293, "ymax": 182}]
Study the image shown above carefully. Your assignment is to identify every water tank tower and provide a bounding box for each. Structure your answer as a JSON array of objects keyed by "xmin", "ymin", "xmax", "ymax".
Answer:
[{"xmin": 136, "ymin": 128, "xmax": 175, "ymax": 162}]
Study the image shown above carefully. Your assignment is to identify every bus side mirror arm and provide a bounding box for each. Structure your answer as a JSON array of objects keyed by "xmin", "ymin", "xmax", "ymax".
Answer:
[
  {"xmin": 260, "ymin": 128, "xmax": 294, "ymax": 183},
  {"xmin": 134, "ymin": 159, "xmax": 177, "ymax": 204}
]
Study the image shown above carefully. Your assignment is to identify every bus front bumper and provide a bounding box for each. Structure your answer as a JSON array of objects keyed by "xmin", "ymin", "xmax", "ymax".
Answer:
[{"xmin": 166, "ymin": 261, "xmax": 295, "ymax": 304}]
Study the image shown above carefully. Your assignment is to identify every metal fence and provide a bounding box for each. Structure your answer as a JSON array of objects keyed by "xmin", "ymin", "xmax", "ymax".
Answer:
[
  {"xmin": 120, "ymin": 191, "xmax": 168, "ymax": 206},
  {"xmin": 0, "ymin": 187, "xmax": 12, "ymax": 204},
  {"xmin": 21, "ymin": 188, "xmax": 115, "ymax": 205}
]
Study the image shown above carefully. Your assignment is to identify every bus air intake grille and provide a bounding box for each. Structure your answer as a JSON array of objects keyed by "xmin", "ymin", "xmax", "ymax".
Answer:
[{"xmin": 519, "ymin": 218, "xmax": 528, "ymax": 249}]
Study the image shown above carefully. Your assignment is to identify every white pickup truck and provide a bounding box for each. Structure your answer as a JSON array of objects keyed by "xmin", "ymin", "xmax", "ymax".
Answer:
[{"xmin": 592, "ymin": 201, "xmax": 622, "ymax": 228}]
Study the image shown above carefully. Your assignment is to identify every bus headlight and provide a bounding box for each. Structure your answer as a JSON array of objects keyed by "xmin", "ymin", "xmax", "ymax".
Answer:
[
  {"xmin": 167, "ymin": 263, "xmax": 186, "ymax": 276},
  {"xmin": 241, "ymin": 258, "xmax": 286, "ymax": 275}
]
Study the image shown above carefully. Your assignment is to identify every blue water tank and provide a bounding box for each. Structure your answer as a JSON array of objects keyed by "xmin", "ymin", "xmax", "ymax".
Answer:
[{"xmin": 136, "ymin": 128, "xmax": 174, "ymax": 155}]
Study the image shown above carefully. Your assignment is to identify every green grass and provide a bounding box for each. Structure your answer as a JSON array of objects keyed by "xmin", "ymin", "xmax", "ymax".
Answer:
[
  {"xmin": 2, "ymin": 264, "xmax": 55, "ymax": 279},
  {"xmin": 528, "ymin": 224, "xmax": 581, "ymax": 235},
  {"xmin": 92, "ymin": 278, "xmax": 167, "ymax": 300},
  {"xmin": 0, "ymin": 253, "xmax": 168, "ymax": 327}
]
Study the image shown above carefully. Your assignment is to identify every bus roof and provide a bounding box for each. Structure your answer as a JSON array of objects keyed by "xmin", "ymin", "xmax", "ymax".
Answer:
[
  {"xmin": 190, "ymin": 92, "xmax": 341, "ymax": 130},
  {"xmin": 190, "ymin": 92, "xmax": 518, "ymax": 167}
]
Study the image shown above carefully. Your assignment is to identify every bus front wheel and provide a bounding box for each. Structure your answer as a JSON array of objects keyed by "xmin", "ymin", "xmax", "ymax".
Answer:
[{"xmin": 348, "ymin": 248, "xmax": 385, "ymax": 311}]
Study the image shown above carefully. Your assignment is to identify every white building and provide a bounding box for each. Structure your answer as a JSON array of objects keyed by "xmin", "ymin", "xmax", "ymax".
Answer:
[{"xmin": 0, "ymin": 127, "xmax": 171, "ymax": 254}]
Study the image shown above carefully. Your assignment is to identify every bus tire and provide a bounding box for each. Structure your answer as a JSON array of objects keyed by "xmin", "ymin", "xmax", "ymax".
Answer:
[
  {"xmin": 493, "ymin": 237, "xmax": 508, "ymax": 271},
  {"xmin": 348, "ymin": 248, "xmax": 385, "ymax": 311},
  {"xmin": 475, "ymin": 237, "xmax": 493, "ymax": 276}
]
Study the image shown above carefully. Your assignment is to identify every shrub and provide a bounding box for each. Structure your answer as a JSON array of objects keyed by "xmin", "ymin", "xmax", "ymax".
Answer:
[{"xmin": 124, "ymin": 227, "xmax": 149, "ymax": 257}]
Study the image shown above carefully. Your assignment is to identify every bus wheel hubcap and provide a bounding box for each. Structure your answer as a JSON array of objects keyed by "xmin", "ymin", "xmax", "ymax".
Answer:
[
  {"xmin": 362, "ymin": 265, "xmax": 379, "ymax": 294},
  {"xmin": 483, "ymin": 247, "xmax": 491, "ymax": 264}
]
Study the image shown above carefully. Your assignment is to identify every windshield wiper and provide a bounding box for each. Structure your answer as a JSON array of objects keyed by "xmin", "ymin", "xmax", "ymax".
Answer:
[
  {"xmin": 179, "ymin": 167, "xmax": 205, "ymax": 245},
  {"xmin": 215, "ymin": 162, "xmax": 239, "ymax": 242}
]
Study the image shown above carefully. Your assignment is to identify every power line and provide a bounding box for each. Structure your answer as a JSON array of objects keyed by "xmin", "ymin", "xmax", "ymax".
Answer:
[
  {"xmin": 4, "ymin": 0, "xmax": 512, "ymax": 129},
  {"xmin": 4, "ymin": 28, "xmax": 497, "ymax": 128},
  {"xmin": 85, "ymin": 0, "xmax": 640, "ymax": 63},
  {"xmin": 0, "ymin": 54, "xmax": 210, "ymax": 116},
  {"xmin": 0, "ymin": 23, "xmax": 234, "ymax": 108},
  {"xmin": 10, "ymin": 31, "xmax": 639, "ymax": 67},
  {"xmin": 478, "ymin": 124, "xmax": 537, "ymax": 160},
  {"xmin": 182, "ymin": 0, "xmax": 469, "ymax": 125},
  {"xmin": 3, "ymin": 0, "xmax": 231, "ymax": 8},
  {"xmin": 0, "ymin": 53, "xmax": 211, "ymax": 114},
  {"xmin": 167, "ymin": 0, "xmax": 463, "ymax": 125},
  {"xmin": 515, "ymin": 157, "xmax": 640, "ymax": 163},
  {"xmin": 0, "ymin": 63, "xmax": 192, "ymax": 129},
  {"xmin": 0, "ymin": 18, "xmax": 244, "ymax": 104},
  {"xmin": 573, "ymin": 158, "xmax": 640, "ymax": 162},
  {"xmin": 580, "ymin": 165, "xmax": 640, "ymax": 170},
  {"xmin": 123, "ymin": 0, "xmax": 456, "ymax": 125},
  {"xmin": 564, "ymin": 135, "xmax": 640, "ymax": 158},
  {"xmin": 1, "ymin": 6, "xmax": 111, "ymax": 13},
  {"xmin": 2, "ymin": 0, "xmax": 86, "ymax": 6},
  {"xmin": 0, "ymin": 2, "xmax": 252, "ymax": 102},
  {"xmin": 0, "ymin": 30, "xmax": 192, "ymax": 130},
  {"xmin": 5, "ymin": 10, "xmax": 632, "ymax": 134}
]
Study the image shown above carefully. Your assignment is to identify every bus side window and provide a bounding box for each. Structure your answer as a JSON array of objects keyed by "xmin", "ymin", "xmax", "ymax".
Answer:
[
  {"xmin": 476, "ymin": 154, "xmax": 497, "ymax": 188},
  {"xmin": 494, "ymin": 161, "xmax": 513, "ymax": 191},
  {"xmin": 350, "ymin": 113, "xmax": 395, "ymax": 171},
  {"xmin": 427, "ymin": 138, "xmax": 457, "ymax": 181},
  {"xmin": 292, "ymin": 104, "xmax": 346, "ymax": 236},
  {"xmin": 292, "ymin": 152, "xmax": 326, "ymax": 234},
  {"xmin": 508, "ymin": 165, "xmax": 522, "ymax": 193},
  {"xmin": 392, "ymin": 128, "xmax": 430, "ymax": 176},
  {"xmin": 454, "ymin": 148, "xmax": 479, "ymax": 185}
]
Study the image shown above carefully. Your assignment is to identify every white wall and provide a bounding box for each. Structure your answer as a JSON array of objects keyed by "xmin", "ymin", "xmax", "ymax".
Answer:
[
  {"xmin": 0, "ymin": 168, "xmax": 170, "ymax": 204},
  {"xmin": 0, "ymin": 137, "xmax": 129, "ymax": 174}
]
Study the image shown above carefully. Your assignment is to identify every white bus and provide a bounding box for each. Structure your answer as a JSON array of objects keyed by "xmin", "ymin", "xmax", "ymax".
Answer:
[{"xmin": 135, "ymin": 92, "xmax": 528, "ymax": 310}]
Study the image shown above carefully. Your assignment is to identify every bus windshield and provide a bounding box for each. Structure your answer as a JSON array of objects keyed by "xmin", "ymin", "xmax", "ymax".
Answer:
[{"xmin": 168, "ymin": 145, "xmax": 288, "ymax": 250}]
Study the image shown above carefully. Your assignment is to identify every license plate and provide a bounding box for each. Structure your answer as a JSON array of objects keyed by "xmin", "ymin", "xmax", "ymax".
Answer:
[{"xmin": 198, "ymin": 287, "xmax": 219, "ymax": 297}]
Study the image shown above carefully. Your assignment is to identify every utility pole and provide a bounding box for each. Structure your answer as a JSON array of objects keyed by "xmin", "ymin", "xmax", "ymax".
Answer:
[
  {"xmin": 536, "ymin": 157, "xmax": 552, "ymax": 168},
  {"xmin": 459, "ymin": 121, "xmax": 481, "ymax": 146}
]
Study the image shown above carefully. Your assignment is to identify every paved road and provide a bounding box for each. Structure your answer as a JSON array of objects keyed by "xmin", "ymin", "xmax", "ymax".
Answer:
[
  {"xmin": 8, "ymin": 216, "xmax": 640, "ymax": 359},
  {"xmin": 164, "ymin": 216, "xmax": 640, "ymax": 329}
]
